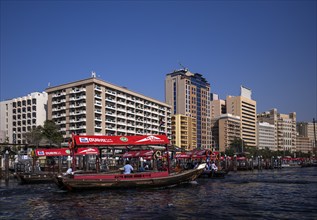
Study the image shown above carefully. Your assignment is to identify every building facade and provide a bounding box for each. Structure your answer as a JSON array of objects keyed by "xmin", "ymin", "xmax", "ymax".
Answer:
[
  {"xmin": 296, "ymin": 136, "xmax": 313, "ymax": 154},
  {"xmin": 257, "ymin": 109, "xmax": 296, "ymax": 152},
  {"xmin": 297, "ymin": 121, "xmax": 316, "ymax": 150},
  {"xmin": 171, "ymin": 114, "xmax": 197, "ymax": 150},
  {"xmin": 226, "ymin": 86, "xmax": 257, "ymax": 148},
  {"xmin": 210, "ymin": 98, "xmax": 226, "ymax": 119},
  {"xmin": 216, "ymin": 114, "xmax": 241, "ymax": 152},
  {"xmin": 46, "ymin": 76, "xmax": 172, "ymax": 139},
  {"xmin": 257, "ymin": 122, "xmax": 276, "ymax": 151},
  {"xmin": 0, "ymin": 92, "xmax": 48, "ymax": 144},
  {"xmin": 165, "ymin": 69, "xmax": 211, "ymax": 149}
]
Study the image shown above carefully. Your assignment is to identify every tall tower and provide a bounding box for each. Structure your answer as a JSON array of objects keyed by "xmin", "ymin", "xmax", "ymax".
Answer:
[
  {"xmin": 226, "ymin": 86, "xmax": 257, "ymax": 148},
  {"xmin": 165, "ymin": 68, "xmax": 211, "ymax": 149}
]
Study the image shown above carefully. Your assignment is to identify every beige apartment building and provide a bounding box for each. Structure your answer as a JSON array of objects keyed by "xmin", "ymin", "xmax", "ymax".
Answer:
[
  {"xmin": 0, "ymin": 92, "xmax": 48, "ymax": 144},
  {"xmin": 297, "ymin": 122, "xmax": 316, "ymax": 150},
  {"xmin": 165, "ymin": 69, "xmax": 211, "ymax": 149},
  {"xmin": 46, "ymin": 75, "xmax": 172, "ymax": 139},
  {"xmin": 171, "ymin": 114, "xmax": 197, "ymax": 151},
  {"xmin": 257, "ymin": 109, "xmax": 296, "ymax": 152},
  {"xmin": 226, "ymin": 87, "xmax": 257, "ymax": 148},
  {"xmin": 296, "ymin": 136, "xmax": 313, "ymax": 154},
  {"xmin": 210, "ymin": 98, "xmax": 226, "ymax": 119},
  {"xmin": 214, "ymin": 114, "xmax": 241, "ymax": 152}
]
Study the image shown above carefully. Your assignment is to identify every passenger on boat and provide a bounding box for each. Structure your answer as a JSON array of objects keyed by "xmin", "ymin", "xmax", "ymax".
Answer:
[
  {"xmin": 205, "ymin": 162, "xmax": 211, "ymax": 171},
  {"xmin": 64, "ymin": 167, "xmax": 73, "ymax": 176},
  {"xmin": 144, "ymin": 164, "xmax": 149, "ymax": 170},
  {"xmin": 211, "ymin": 161, "xmax": 218, "ymax": 172},
  {"xmin": 123, "ymin": 161, "xmax": 134, "ymax": 174},
  {"xmin": 138, "ymin": 165, "xmax": 145, "ymax": 172}
]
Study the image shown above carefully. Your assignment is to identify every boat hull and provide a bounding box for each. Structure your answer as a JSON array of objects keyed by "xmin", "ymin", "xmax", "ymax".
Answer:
[
  {"xmin": 200, "ymin": 170, "xmax": 228, "ymax": 178},
  {"xmin": 15, "ymin": 172, "xmax": 55, "ymax": 184},
  {"xmin": 55, "ymin": 164, "xmax": 206, "ymax": 191}
]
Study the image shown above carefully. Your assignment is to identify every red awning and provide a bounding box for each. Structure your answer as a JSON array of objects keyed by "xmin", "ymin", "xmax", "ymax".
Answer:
[
  {"xmin": 191, "ymin": 150, "xmax": 207, "ymax": 159},
  {"xmin": 175, "ymin": 152, "xmax": 192, "ymax": 159},
  {"xmin": 122, "ymin": 150, "xmax": 154, "ymax": 158},
  {"xmin": 35, "ymin": 148, "xmax": 99, "ymax": 156},
  {"xmin": 73, "ymin": 135, "xmax": 170, "ymax": 146}
]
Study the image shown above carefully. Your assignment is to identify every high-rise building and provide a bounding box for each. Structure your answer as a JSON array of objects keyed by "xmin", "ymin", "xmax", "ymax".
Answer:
[
  {"xmin": 45, "ymin": 76, "xmax": 172, "ymax": 139},
  {"xmin": 257, "ymin": 122, "xmax": 276, "ymax": 151},
  {"xmin": 165, "ymin": 69, "xmax": 211, "ymax": 149},
  {"xmin": 0, "ymin": 92, "xmax": 48, "ymax": 144},
  {"xmin": 171, "ymin": 114, "xmax": 197, "ymax": 151},
  {"xmin": 226, "ymin": 86, "xmax": 257, "ymax": 148},
  {"xmin": 257, "ymin": 109, "xmax": 296, "ymax": 152}
]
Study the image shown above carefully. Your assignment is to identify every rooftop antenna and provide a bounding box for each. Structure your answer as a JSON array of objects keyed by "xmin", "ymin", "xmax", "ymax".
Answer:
[
  {"xmin": 178, "ymin": 62, "xmax": 188, "ymax": 71},
  {"xmin": 48, "ymin": 82, "xmax": 51, "ymax": 87},
  {"xmin": 91, "ymin": 71, "xmax": 96, "ymax": 78}
]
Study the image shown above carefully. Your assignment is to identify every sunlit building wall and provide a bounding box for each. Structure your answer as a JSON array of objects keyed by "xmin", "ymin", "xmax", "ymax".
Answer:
[
  {"xmin": 226, "ymin": 86, "xmax": 257, "ymax": 148},
  {"xmin": 297, "ymin": 122, "xmax": 316, "ymax": 150},
  {"xmin": 257, "ymin": 122, "xmax": 276, "ymax": 151},
  {"xmin": 0, "ymin": 92, "xmax": 48, "ymax": 144},
  {"xmin": 296, "ymin": 136, "xmax": 313, "ymax": 154},
  {"xmin": 165, "ymin": 69, "xmax": 211, "ymax": 149},
  {"xmin": 171, "ymin": 114, "xmax": 197, "ymax": 151},
  {"xmin": 217, "ymin": 114, "xmax": 241, "ymax": 152},
  {"xmin": 46, "ymin": 75, "xmax": 172, "ymax": 139},
  {"xmin": 257, "ymin": 109, "xmax": 297, "ymax": 152}
]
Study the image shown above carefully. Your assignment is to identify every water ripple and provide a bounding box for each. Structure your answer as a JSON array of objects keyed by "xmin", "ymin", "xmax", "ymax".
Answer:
[{"xmin": 1, "ymin": 167, "xmax": 316, "ymax": 219}]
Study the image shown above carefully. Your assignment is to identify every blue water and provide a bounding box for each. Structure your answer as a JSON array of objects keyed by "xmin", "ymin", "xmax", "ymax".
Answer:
[{"xmin": 1, "ymin": 167, "xmax": 317, "ymax": 220}]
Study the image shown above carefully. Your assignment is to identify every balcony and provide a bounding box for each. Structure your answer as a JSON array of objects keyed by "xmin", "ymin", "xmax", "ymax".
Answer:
[
  {"xmin": 106, "ymin": 90, "xmax": 116, "ymax": 95},
  {"xmin": 95, "ymin": 117, "xmax": 102, "ymax": 122},
  {"xmin": 117, "ymin": 120, "xmax": 126, "ymax": 126},
  {"xmin": 52, "ymin": 113, "xmax": 66, "ymax": 119},
  {"xmin": 106, "ymin": 111, "xmax": 116, "ymax": 117},
  {"xmin": 95, "ymin": 101, "xmax": 102, "ymax": 107},
  {"xmin": 94, "ymin": 86, "xmax": 102, "ymax": 92},
  {"xmin": 95, "ymin": 124, "xmax": 102, "ymax": 129},
  {"xmin": 52, "ymin": 92, "xmax": 66, "ymax": 98},
  {"xmin": 70, "ymin": 110, "xmax": 86, "ymax": 115},
  {"xmin": 94, "ymin": 94, "xmax": 102, "ymax": 99},
  {"xmin": 69, "ymin": 103, "xmax": 86, "ymax": 108},
  {"xmin": 70, "ymin": 88, "xmax": 86, "ymax": 93},
  {"xmin": 70, "ymin": 95, "xmax": 86, "ymax": 101},
  {"xmin": 52, "ymin": 99, "xmax": 66, "ymax": 105},
  {"xmin": 94, "ymin": 109, "xmax": 102, "ymax": 114}
]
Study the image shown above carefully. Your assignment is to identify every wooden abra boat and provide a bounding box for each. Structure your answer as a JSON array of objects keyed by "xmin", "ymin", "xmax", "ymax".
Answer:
[
  {"xmin": 55, "ymin": 166, "xmax": 205, "ymax": 190},
  {"xmin": 200, "ymin": 170, "xmax": 228, "ymax": 179},
  {"xmin": 55, "ymin": 134, "xmax": 205, "ymax": 191},
  {"xmin": 15, "ymin": 172, "xmax": 55, "ymax": 184}
]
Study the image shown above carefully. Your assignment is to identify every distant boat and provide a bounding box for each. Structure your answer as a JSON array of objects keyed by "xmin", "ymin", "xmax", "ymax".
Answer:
[{"xmin": 200, "ymin": 169, "xmax": 228, "ymax": 179}]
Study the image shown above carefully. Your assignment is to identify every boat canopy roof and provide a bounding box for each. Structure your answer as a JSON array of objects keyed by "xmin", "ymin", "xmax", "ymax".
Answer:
[
  {"xmin": 35, "ymin": 147, "xmax": 99, "ymax": 156},
  {"xmin": 72, "ymin": 134, "xmax": 170, "ymax": 147}
]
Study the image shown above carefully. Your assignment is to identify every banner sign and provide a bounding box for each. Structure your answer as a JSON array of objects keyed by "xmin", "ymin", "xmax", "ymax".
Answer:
[
  {"xmin": 35, "ymin": 148, "xmax": 99, "ymax": 156},
  {"xmin": 73, "ymin": 135, "xmax": 170, "ymax": 146}
]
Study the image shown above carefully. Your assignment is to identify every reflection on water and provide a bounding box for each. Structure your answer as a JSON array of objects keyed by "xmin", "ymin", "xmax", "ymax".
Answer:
[{"xmin": 1, "ymin": 167, "xmax": 317, "ymax": 219}]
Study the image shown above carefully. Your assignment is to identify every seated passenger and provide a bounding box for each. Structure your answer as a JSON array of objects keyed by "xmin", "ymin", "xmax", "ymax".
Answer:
[{"xmin": 123, "ymin": 161, "xmax": 134, "ymax": 174}]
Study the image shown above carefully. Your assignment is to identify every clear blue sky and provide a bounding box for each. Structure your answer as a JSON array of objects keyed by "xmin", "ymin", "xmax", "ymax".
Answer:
[{"xmin": 1, "ymin": 0, "xmax": 316, "ymax": 122}]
